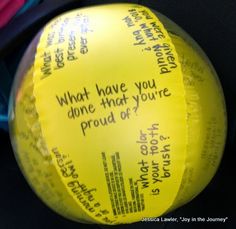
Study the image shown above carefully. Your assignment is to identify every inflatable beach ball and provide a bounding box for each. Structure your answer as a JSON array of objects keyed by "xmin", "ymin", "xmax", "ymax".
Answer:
[{"xmin": 9, "ymin": 4, "xmax": 226, "ymax": 224}]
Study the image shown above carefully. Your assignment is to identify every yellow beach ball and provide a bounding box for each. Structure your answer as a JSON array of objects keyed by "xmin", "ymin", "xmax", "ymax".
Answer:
[{"xmin": 9, "ymin": 4, "xmax": 226, "ymax": 224}]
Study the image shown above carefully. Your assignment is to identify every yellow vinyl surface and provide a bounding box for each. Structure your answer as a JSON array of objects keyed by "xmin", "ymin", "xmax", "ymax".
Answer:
[{"xmin": 10, "ymin": 4, "xmax": 226, "ymax": 225}]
